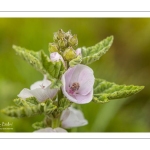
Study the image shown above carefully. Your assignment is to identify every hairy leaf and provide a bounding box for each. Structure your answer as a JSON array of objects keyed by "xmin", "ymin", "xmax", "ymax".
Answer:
[
  {"xmin": 13, "ymin": 45, "xmax": 65, "ymax": 88},
  {"xmin": 69, "ymin": 55, "xmax": 82, "ymax": 67},
  {"xmin": 2, "ymin": 100, "xmax": 57, "ymax": 118},
  {"xmin": 32, "ymin": 121, "xmax": 45, "ymax": 130},
  {"xmin": 93, "ymin": 78, "xmax": 144, "ymax": 103},
  {"xmin": 13, "ymin": 97, "xmax": 39, "ymax": 107},
  {"xmin": 44, "ymin": 100, "xmax": 57, "ymax": 115},
  {"xmin": 41, "ymin": 51, "xmax": 65, "ymax": 79},
  {"xmin": 13, "ymin": 45, "xmax": 45, "ymax": 74},
  {"xmin": 81, "ymin": 36, "xmax": 113, "ymax": 64},
  {"xmin": 58, "ymin": 98, "xmax": 71, "ymax": 112}
]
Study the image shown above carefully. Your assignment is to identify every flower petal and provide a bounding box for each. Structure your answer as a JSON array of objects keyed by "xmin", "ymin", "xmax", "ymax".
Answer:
[
  {"xmin": 69, "ymin": 64, "xmax": 88, "ymax": 85},
  {"xmin": 34, "ymin": 127, "xmax": 67, "ymax": 132},
  {"xmin": 30, "ymin": 79, "xmax": 51, "ymax": 90},
  {"xmin": 18, "ymin": 77, "xmax": 58, "ymax": 102},
  {"xmin": 75, "ymin": 90, "xmax": 93, "ymax": 104},
  {"xmin": 61, "ymin": 107, "xmax": 88, "ymax": 129},
  {"xmin": 30, "ymin": 81, "xmax": 43, "ymax": 90},
  {"xmin": 50, "ymin": 52, "xmax": 62, "ymax": 61},
  {"xmin": 76, "ymin": 48, "xmax": 82, "ymax": 56},
  {"xmin": 17, "ymin": 88, "xmax": 33, "ymax": 99},
  {"xmin": 62, "ymin": 74, "xmax": 78, "ymax": 103},
  {"xmin": 63, "ymin": 67, "xmax": 76, "ymax": 92},
  {"xmin": 61, "ymin": 64, "xmax": 94, "ymax": 104},
  {"xmin": 77, "ymin": 67, "xmax": 94, "ymax": 95},
  {"xmin": 29, "ymin": 85, "xmax": 58, "ymax": 102},
  {"xmin": 50, "ymin": 52, "xmax": 65, "ymax": 67}
]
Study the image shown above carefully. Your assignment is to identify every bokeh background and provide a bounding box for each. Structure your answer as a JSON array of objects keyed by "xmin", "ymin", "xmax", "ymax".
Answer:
[{"xmin": 0, "ymin": 18, "xmax": 149, "ymax": 132}]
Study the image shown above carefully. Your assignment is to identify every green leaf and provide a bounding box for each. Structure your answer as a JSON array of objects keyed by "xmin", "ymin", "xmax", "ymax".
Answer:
[
  {"xmin": 49, "ymin": 78, "xmax": 62, "ymax": 89},
  {"xmin": 1, "ymin": 100, "xmax": 57, "ymax": 118},
  {"xmin": 26, "ymin": 97, "xmax": 39, "ymax": 105},
  {"xmin": 41, "ymin": 51, "xmax": 65, "ymax": 79},
  {"xmin": 58, "ymin": 98, "xmax": 71, "ymax": 112},
  {"xmin": 32, "ymin": 121, "xmax": 45, "ymax": 130},
  {"xmin": 13, "ymin": 98, "xmax": 25, "ymax": 106},
  {"xmin": 13, "ymin": 45, "xmax": 65, "ymax": 85},
  {"xmin": 13, "ymin": 45, "xmax": 45, "ymax": 74},
  {"xmin": 1, "ymin": 105, "xmax": 40, "ymax": 118},
  {"xmin": 93, "ymin": 78, "xmax": 144, "ymax": 103},
  {"xmin": 69, "ymin": 55, "xmax": 82, "ymax": 67},
  {"xmin": 13, "ymin": 97, "xmax": 39, "ymax": 107},
  {"xmin": 81, "ymin": 36, "xmax": 114, "ymax": 65},
  {"xmin": 44, "ymin": 100, "xmax": 57, "ymax": 115}
]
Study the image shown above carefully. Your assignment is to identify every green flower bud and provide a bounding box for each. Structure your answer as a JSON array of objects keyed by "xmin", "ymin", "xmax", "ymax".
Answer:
[
  {"xmin": 68, "ymin": 34, "xmax": 78, "ymax": 47},
  {"xmin": 58, "ymin": 38, "xmax": 67, "ymax": 49},
  {"xmin": 65, "ymin": 30, "xmax": 72, "ymax": 39},
  {"xmin": 53, "ymin": 29, "xmax": 65, "ymax": 41},
  {"xmin": 49, "ymin": 43, "xmax": 59, "ymax": 53},
  {"xmin": 63, "ymin": 47, "xmax": 77, "ymax": 61}
]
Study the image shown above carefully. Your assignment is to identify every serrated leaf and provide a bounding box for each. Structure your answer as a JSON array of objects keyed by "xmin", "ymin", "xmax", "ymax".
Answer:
[
  {"xmin": 26, "ymin": 97, "xmax": 39, "ymax": 105},
  {"xmin": 41, "ymin": 51, "xmax": 65, "ymax": 79},
  {"xmin": 93, "ymin": 78, "xmax": 144, "ymax": 103},
  {"xmin": 58, "ymin": 98, "xmax": 71, "ymax": 112},
  {"xmin": 13, "ymin": 45, "xmax": 45, "ymax": 74},
  {"xmin": 81, "ymin": 36, "xmax": 113, "ymax": 65},
  {"xmin": 1, "ymin": 105, "xmax": 40, "ymax": 118},
  {"xmin": 13, "ymin": 45, "xmax": 65, "ymax": 88},
  {"xmin": 69, "ymin": 55, "xmax": 82, "ymax": 67},
  {"xmin": 13, "ymin": 97, "xmax": 39, "ymax": 107},
  {"xmin": 44, "ymin": 100, "xmax": 57, "ymax": 115},
  {"xmin": 13, "ymin": 98, "xmax": 25, "ymax": 106},
  {"xmin": 2, "ymin": 100, "xmax": 57, "ymax": 118}
]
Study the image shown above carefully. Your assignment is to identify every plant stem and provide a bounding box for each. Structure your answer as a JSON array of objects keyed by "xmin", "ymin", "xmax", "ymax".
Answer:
[{"xmin": 52, "ymin": 118, "xmax": 60, "ymax": 129}]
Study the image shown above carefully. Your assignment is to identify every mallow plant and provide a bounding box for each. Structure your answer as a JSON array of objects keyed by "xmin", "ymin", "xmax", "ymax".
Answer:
[{"xmin": 1, "ymin": 29, "xmax": 144, "ymax": 132}]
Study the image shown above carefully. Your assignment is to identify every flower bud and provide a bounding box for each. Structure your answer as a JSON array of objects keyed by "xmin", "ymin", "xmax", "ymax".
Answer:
[
  {"xmin": 50, "ymin": 52, "xmax": 63, "ymax": 62},
  {"xmin": 68, "ymin": 34, "xmax": 78, "ymax": 47},
  {"xmin": 48, "ymin": 43, "xmax": 59, "ymax": 53},
  {"xmin": 76, "ymin": 48, "xmax": 82, "ymax": 56},
  {"xmin": 65, "ymin": 30, "xmax": 72, "ymax": 39},
  {"xmin": 58, "ymin": 38, "xmax": 67, "ymax": 49},
  {"xmin": 63, "ymin": 47, "xmax": 77, "ymax": 61},
  {"xmin": 53, "ymin": 29, "xmax": 65, "ymax": 41}
]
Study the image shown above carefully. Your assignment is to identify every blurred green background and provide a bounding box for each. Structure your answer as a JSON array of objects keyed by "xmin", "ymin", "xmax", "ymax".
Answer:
[{"xmin": 0, "ymin": 18, "xmax": 149, "ymax": 132}]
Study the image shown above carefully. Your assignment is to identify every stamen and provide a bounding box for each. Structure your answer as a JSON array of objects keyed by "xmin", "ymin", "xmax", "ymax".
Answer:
[{"xmin": 69, "ymin": 82, "xmax": 80, "ymax": 95}]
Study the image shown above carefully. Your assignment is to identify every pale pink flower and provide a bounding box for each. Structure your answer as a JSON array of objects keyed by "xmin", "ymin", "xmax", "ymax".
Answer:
[
  {"xmin": 34, "ymin": 127, "xmax": 67, "ymax": 132},
  {"xmin": 18, "ymin": 77, "xmax": 58, "ymax": 102},
  {"xmin": 61, "ymin": 64, "xmax": 95, "ymax": 104},
  {"xmin": 76, "ymin": 48, "xmax": 82, "ymax": 56},
  {"xmin": 50, "ymin": 52, "xmax": 63, "ymax": 62},
  {"xmin": 50, "ymin": 52, "xmax": 65, "ymax": 67},
  {"xmin": 61, "ymin": 107, "xmax": 88, "ymax": 129}
]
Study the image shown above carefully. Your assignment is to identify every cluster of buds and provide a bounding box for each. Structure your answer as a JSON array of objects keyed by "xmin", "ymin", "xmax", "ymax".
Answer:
[{"xmin": 49, "ymin": 29, "xmax": 78, "ymax": 61}]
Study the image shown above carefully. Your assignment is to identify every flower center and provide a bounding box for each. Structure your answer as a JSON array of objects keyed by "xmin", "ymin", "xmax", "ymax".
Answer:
[
  {"xmin": 40, "ymin": 84, "xmax": 45, "ymax": 89},
  {"xmin": 69, "ymin": 82, "xmax": 80, "ymax": 95}
]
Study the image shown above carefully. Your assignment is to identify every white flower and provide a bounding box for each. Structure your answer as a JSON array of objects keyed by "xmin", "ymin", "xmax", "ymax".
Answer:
[
  {"xmin": 60, "ymin": 107, "xmax": 88, "ymax": 129},
  {"xmin": 18, "ymin": 77, "xmax": 58, "ymax": 102},
  {"xmin": 34, "ymin": 127, "xmax": 67, "ymax": 132}
]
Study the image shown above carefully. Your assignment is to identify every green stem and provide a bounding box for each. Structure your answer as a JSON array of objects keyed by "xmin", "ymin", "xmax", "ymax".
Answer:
[{"xmin": 52, "ymin": 118, "xmax": 60, "ymax": 129}]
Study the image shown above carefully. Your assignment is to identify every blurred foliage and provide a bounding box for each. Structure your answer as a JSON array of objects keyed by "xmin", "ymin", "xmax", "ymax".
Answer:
[{"xmin": 0, "ymin": 18, "xmax": 149, "ymax": 132}]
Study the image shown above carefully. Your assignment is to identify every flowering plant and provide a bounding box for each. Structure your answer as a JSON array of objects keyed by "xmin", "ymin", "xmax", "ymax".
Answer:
[{"xmin": 1, "ymin": 29, "xmax": 144, "ymax": 132}]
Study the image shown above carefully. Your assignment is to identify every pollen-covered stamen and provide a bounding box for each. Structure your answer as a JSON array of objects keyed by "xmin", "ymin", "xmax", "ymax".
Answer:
[{"xmin": 69, "ymin": 82, "xmax": 80, "ymax": 95}]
